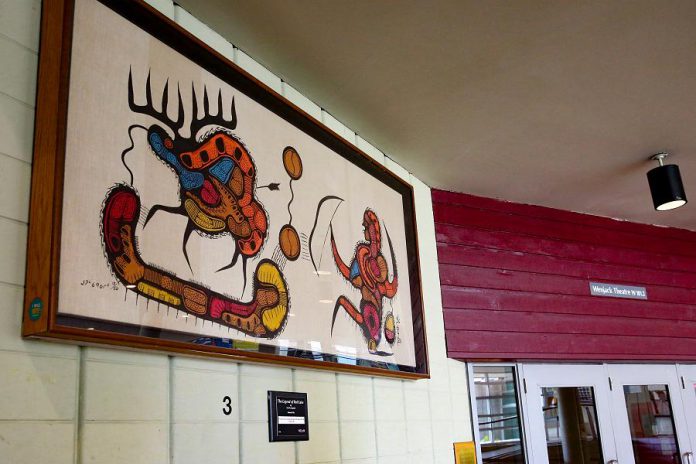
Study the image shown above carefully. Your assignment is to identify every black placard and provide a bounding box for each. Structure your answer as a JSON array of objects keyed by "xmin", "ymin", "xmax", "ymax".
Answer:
[{"xmin": 268, "ymin": 391, "xmax": 309, "ymax": 442}]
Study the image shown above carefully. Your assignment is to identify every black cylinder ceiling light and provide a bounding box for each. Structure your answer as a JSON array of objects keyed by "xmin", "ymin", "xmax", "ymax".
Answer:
[{"xmin": 647, "ymin": 152, "xmax": 687, "ymax": 211}]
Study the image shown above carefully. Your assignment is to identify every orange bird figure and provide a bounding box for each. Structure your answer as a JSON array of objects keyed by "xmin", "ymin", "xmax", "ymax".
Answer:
[{"xmin": 330, "ymin": 209, "xmax": 398, "ymax": 354}]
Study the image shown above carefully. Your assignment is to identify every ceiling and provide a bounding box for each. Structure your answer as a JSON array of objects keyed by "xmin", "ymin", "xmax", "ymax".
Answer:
[{"xmin": 178, "ymin": 0, "xmax": 696, "ymax": 230}]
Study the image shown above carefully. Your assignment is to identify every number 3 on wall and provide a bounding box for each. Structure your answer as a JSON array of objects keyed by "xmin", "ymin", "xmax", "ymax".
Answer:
[{"xmin": 222, "ymin": 396, "xmax": 232, "ymax": 416}]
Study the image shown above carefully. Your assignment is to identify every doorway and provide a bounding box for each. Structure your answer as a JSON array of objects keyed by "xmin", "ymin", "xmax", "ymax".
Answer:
[{"xmin": 470, "ymin": 363, "xmax": 696, "ymax": 464}]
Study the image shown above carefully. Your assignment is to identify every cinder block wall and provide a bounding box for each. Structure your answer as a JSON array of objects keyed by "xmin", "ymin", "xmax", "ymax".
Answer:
[{"xmin": 0, "ymin": 1, "xmax": 472, "ymax": 463}]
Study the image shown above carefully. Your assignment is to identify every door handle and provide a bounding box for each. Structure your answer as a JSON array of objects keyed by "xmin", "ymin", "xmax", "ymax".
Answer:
[
  {"xmin": 607, "ymin": 460, "xmax": 618, "ymax": 464},
  {"xmin": 684, "ymin": 452, "xmax": 694, "ymax": 464}
]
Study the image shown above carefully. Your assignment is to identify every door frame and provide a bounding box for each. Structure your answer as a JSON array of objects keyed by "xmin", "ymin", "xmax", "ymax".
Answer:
[
  {"xmin": 519, "ymin": 363, "xmax": 618, "ymax": 464},
  {"xmin": 470, "ymin": 362, "xmax": 696, "ymax": 464},
  {"xmin": 677, "ymin": 364, "xmax": 696, "ymax": 464},
  {"xmin": 468, "ymin": 362, "xmax": 530, "ymax": 464},
  {"xmin": 607, "ymin": 363, "xmax": 692, "ymax": 464}
]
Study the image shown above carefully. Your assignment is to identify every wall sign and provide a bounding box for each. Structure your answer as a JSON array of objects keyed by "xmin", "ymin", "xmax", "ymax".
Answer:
[
  {"xmin": 268, "ymin": 391, "xmax": 309, "ymax": 442},
  {"xmin": 453, "ymin": 441, "xmax": 476, "ymax": 464},
  {"xmin": 589, "ymin": 282, "xmax": 648, "ymax": 300},
  {"xmin": 21, "ymin": 0, "xmax": 428, "ymax": 379}
]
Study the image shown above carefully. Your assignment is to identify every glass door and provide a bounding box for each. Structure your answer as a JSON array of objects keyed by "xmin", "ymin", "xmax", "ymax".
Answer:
[
  {"xmin": 675, "ymin": 364, "xmax": 696, "ymax": 464},
  {"xmin": 520, "ymin": 364, "xmax": 618, "ymax": 464},
  {"xmin": 606, "ymin": 364, "xmax": 693, "ymax": 464},
  {"xmin": 470, "ymin": 364, "xmax": 528, "ymax": 464}
]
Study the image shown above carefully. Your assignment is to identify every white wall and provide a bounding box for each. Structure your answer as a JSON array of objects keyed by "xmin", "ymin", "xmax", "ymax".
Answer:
[{"xmin": 0, "ymin": 1, "xmax": 472, "ymax": 462}]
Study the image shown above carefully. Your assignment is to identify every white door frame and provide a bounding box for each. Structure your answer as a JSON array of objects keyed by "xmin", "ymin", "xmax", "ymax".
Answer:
[
  {"xmin": 470, "ymin": 362, "xmax": 696, "ymax": 464},
  {"xmin": 606, "ymin": 363, "xmax": 692, "ymax": 464},
  {"xmin": 519, "ymin": 363, "xmax": 619, "ymax": 464},
  {"xmin": 677, "ymin": 364, "xmax": 696, "ymax": 464},
  {"xmin": 468, "ymin": 363, "xmax": 530, "ymax": 464}
]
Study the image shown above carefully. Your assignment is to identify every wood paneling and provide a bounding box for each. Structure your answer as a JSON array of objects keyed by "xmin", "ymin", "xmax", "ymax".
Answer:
[{"xmin": 433, "ymin": 189, "xmax": 696, "ymax": 361}]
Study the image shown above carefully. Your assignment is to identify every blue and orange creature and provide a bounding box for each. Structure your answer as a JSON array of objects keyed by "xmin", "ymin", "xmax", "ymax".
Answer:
[
  {"xmin": 99, "ymin": 71, "xmax": 289, "ymax": 338},
  {"xmin": 128, "ymin": 71, "xmax": 267, "ymax": 284},
  {"xmin": 330, "ymin": 209, "xmax": 398, "ymax": 354}
]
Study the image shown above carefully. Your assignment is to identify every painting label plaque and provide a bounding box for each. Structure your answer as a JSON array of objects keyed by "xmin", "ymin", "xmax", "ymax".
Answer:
[{"xmin": 268, "ymin": 391, "xmax": 309, "ymax": 442}]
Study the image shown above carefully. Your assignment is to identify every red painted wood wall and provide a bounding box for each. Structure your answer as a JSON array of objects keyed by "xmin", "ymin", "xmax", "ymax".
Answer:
[{"xmin": 433, "ymin": 189, "xmax": 696, "ymax": 361}]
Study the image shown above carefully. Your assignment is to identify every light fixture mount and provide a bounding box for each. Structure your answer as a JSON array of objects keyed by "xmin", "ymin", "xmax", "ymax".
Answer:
[
  {"xmin": 646, "ymin": 152, "xmax": 687, "ymax": 211},
  {"xmin": 650, "ymin": 152, "xmax": 669, "ymax": 165}
]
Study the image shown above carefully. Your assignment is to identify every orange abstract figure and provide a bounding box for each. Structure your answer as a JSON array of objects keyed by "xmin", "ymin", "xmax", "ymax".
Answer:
[
  {"xmin": 278, "ymin": 146, "xmax": 303, "ymax": 262},
  {"xmin": 279, "ymin": 224, "xmax": 301, "ymax": 261},
  {"xmin": 99, "ymin": 71, "xmax": 291, "ymax": 336},
  {"xmin": 330, "ymin": 209, "xmax": 398, "ymax": 354},
  {"xmin": 102, "ymin": 185, "xmax": 288, "ymax": 338},
  {"xmin": 127, "ymin": 71, "xmax": 268, "ymax": 289}
]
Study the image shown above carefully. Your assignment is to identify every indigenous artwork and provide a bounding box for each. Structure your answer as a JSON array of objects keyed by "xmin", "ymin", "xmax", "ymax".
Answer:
[
  {"xmin": 23, "ymin": 0, "xmax": 428, "ymax": 378},
  {"xmin": 329, "ymin": 208, "xmax": 398, "ymax": 354},
  {"xmin": 102, "ymin": 74, "xmax": 288, "ymax": 338}
]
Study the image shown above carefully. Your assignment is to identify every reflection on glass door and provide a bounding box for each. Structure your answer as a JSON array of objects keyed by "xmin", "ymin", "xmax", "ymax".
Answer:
[
  {"xmin": 476, "ymin": 363, "xmax": 696, "ymax": 463},
  {"xmin": 622, "ymin": 384, "xmax": 680, "ymax": 463},
  {"xmin": 472, "ymin": 366, "xmax": 526, "ymax": 463},
  {"xmin": 677, "ymin": 364, "xmax": 696, "ymax": 464},
  {"xmin": 607, "ymin": 364, "xmax": 693, "ymax": 464},
  {"xmin": 541, "ymin": 387, "xmax": 604, "ymax": 463},
  {"xmin": 521, "ymin": 364, "xmax": 618, "ymax": 464}
]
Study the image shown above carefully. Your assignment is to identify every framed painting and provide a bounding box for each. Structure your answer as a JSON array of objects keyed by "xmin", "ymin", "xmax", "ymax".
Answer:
[{"xmin": 23, "ymin": 0, "xmax": 429, "ymax": 378}]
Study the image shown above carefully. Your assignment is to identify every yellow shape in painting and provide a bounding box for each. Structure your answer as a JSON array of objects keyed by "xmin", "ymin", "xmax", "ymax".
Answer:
[
  {"xmin": 256, "ymin": 261, "xmax": 288, "ymax": 332},
  {"xmin": 184, "ymin": 199, "xmax": 226, "ymax": 232},
  {"xmin": 137, "ymin": 282, "xmax": 181, "ymax": 306},
  {"xmin": 385, "ymin": 313, "xmax": 395, "ymax": 332}
]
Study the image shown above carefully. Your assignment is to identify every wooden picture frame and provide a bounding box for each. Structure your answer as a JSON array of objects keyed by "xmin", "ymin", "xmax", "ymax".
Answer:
[{"xmin": 23, "ymin": 0, "xmax": 429, "ymax": 379}]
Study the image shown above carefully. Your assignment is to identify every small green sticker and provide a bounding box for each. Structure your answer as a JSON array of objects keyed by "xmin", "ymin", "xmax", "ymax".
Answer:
[{"xmin": 28, "ymin": 298, "xmax": 43, "ymax": 321}]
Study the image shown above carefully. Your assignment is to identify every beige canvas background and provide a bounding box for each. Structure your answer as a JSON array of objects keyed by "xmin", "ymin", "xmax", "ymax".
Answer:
[{"xmin": 58, "ymin": 0, "xmax": 416, "ymax": 367}]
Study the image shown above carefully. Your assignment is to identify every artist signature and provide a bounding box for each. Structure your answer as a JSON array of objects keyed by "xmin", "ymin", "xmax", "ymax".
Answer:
[
  {"xmin": 396, "ymin": 316, "xmax": 402, "ymax": 344},
  {"xmin": 80, "ymin": 279, "xmax": 120, "ymax": 291}
]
